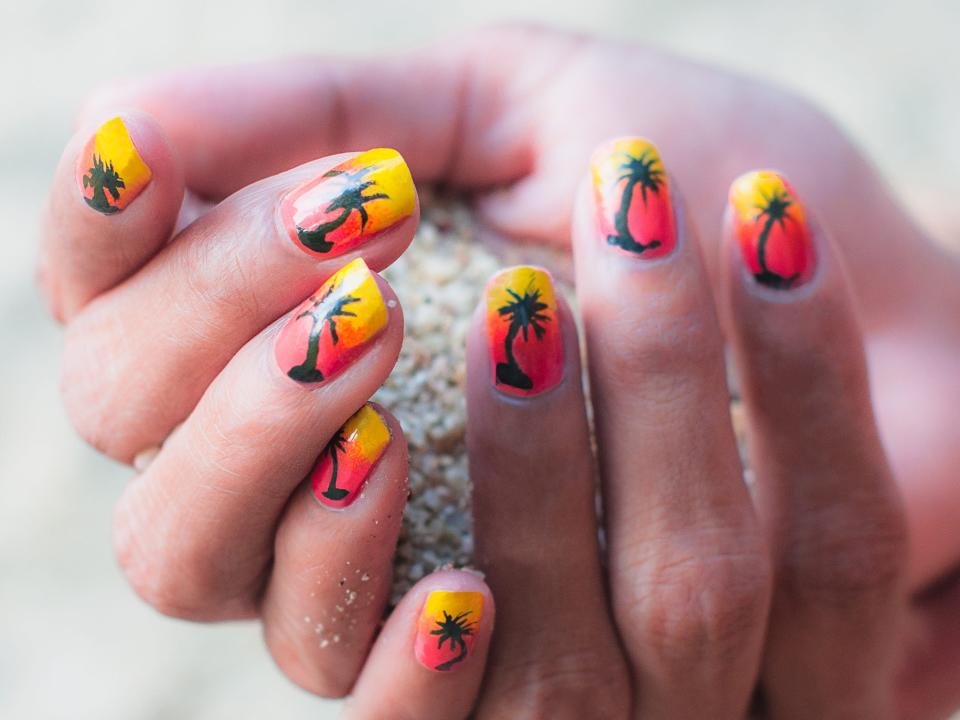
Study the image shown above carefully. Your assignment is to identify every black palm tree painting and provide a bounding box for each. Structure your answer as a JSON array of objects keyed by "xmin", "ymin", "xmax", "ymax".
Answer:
[
  {"xmin": 495, "ymin": 279, "xmax": 551, "ymax": 391},
  {"xmin": 751, "ymin": 188, "xmax": 800, "ymax": 289},
  {"xmin": 287, "ymin": 283, "xmax": 360, "ymax": 382},
  {"xmin": 606, "ymin": 149, "xmax": 665, "ymax": 254},
  {"xmin": 430, "ymin": 609, "xmax": 476, "ymax": 671},
  {"xmin": 82, "ymin": 154, "xmax": 125, "ymax": 214},
  {"xmin": 319, "ymin": 429, "xmax": 349, "ymax": 501},
  {"xmin": 296, "ymin": 166, "xmax": 389, "ymax": 253}
]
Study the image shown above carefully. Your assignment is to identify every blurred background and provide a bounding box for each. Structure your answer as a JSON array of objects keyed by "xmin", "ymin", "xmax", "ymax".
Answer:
[{"xmin": 1, "ymin": 1, "xmax": 957, "ymax": 718}]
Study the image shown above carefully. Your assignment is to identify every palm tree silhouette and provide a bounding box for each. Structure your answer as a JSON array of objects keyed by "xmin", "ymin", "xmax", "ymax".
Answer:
[
  {"xmin": 82, "ymin": 154, "xmax": 125, "ymax": 214},
  {"xmin": 495, "ymin": 279, "xmax": 551, "ymax": 390},
  {"xmin": 606, "ymin": 149, "xmax": 665, "ymax": 253},
  {"xmin": 430, "ymin": 609, "xmax": 476, "ymax": 671},
  {"xmin": 287, "ymin": 284, "xmax": 361, "ymax": 382},
  {"xmin": 752, "ymin": 188, "xmax": 800, "ymax": 289},
  {"xmin": 319, "ymin": 429, "xmax": 349, "ymax": 501},
  {"xmin": 297, "ymin": 166, "xmax": 389, "ymax": 253}
]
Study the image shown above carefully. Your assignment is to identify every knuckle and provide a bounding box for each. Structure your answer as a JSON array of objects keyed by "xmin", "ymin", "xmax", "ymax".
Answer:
[
  {"xmin": 485, "ymin": 649, "xmax": 631, "ymax": 719},
  {"xmin": 619, "ymin": 534, "xmax": 771, "ymax": 664},
  {"xmin": 782, "ymin": 497, "xmax": 908, "ymax": 603},
  {"xmin": 60, "ymin": 312, "xmax": 127, "ymax": 459},
  {"xmin": 112, "ymin": 496, "xmax": 256, "ymax": 621},
  {"xmin": 597, "ymin": 297, "xmax": 725, "ymax": 401}
]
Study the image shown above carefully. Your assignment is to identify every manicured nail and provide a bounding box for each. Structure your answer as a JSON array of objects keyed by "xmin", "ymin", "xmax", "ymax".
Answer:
[
  {"xmin": 485, "ymin": 266, "xmax": 564, "ymax": 397},
  {"xmin": 415, "ymin": 591, "xmax": 484, "ymax": 672},
  {"xmin": 275, "ymin": 258, "xmax": 388, "ymax": 383},
  {"xmin": 280, "ymin": 148, "xmax": 415, "ymax": 257},
  {"xmin": 591, "ymin": 137, "xmax": 675, "ymax": 258},
  {"xmin": 729, "ymin": 170, "xmax": 815, "ymax": 289},
  {"xmin": 76, "ymin": 117, "xmax": 152, "ymax": 214},
  {"xmin": 307, "ymin": 404, "xmax": 390, "ymax": 509}
]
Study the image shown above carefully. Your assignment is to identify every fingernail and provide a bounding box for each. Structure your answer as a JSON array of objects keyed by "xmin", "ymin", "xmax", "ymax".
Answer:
[
  {"xmin": 281, "ymin": 148, "xmax": 415, "ymax": 257},
  {"xmin": 415, "ymin": 591, "xmax": 484, "ymax": 672},
  {"xmin": 275, "ymin": 258, "xmax": 388, "ymax": 383},
  {"xmin": 728, "ymin": 170, "xmax": 815, "ymax": 290},
  {"xmin": 76, "ymin": 117, "xmax": 152, "ymax": 215},
  {"xmin": 485, "ymin": 266, "xmax": 564, "ymax": 397},
  {"xmin": 308, "ymin": 404, "xmax": 390, "ymax": 509},
  {"xmin": 591, "ymin": 137, "xmax": 676, "ymax": 258}
]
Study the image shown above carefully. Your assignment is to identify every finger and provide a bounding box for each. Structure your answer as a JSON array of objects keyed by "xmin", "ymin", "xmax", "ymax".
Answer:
[
  {"xmin": 464, "ymin": 266, "xmax": 630, "ymax": 717},
  {"xmin": 260, "ymin": 404, "xmax": 407, "ymax": 696},
  {"xmin": 112, "ymin": 262, "xmax": 403, "ymax": 620},
  {"xmin": 721, "ymin": 171, "xmax": 908, "ymax": 719},
  {"xmin": 40, "ymin": 112, "xmax": 184, "ymax": 321},
  {"xmin": 342, "ymin": 570, "xmax": 494, "ymax": 720},
  {"xmin": 62, "ymin": 150, "xmax": 417, "ymax": 463},
  {"xmin": 75, "ymin": 25, "xmax": 582, "ymax": 198},
  {"xmin": 572, "ymin": 138, "xmax": 771, "ymax": 718}
]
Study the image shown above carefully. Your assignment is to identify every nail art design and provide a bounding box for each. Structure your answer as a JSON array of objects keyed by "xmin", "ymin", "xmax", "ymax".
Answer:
[
  {"xmin": 729, "ymin": 170, "xmax": 815, "ymax": 289},
  {"xmin": 275, "ymin": 258, "xmax": 388, "ymax": 383},
  {"xmin": 280, "ymin": 148, "xmax": 415, "ymax": 257},
  {"xmin": 415, "ymin": 591, "xmax": 483, "ymax": 672},
  {"xmin": 76, "ymin": 117, "xmax": 152, "ymax": 214},
  {"xmin": 308, "ymin": 404, "xmax": 390, "ymax": 509},
  {"xmin": 591, "ymin": 137, "xmax": 675, "ymax": 258},
  {"xmin": 485, "ymin": 266, "xmax": 563, "ymax": 397}
]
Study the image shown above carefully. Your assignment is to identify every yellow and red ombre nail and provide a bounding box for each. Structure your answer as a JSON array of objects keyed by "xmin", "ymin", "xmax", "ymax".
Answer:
[
  {"xmin": 76, "ymin": 117, "xmax": 152, "ymax": 214},
  {"xmin": 275, "ymin": 258, "xmax": 388, "ymax": 383},
  {"xmin": 280, "ymin": 148, "xmax": 415, "ymax": 258},
  {"xmin": 485, "ymin": 266, "xmax": 564, "ymax": 397},
  {"xmin": 307, "ymin": 404, "xmax": 390, "ymax": 509},
  {"xmin": 591, "ymin": 137, "xmax": 675, "ymax": 258},
  {"xmin": 729, "ymin": 170, "xmax": 815, "ymax": 290},
  {"xmin": 415, "ymin": 591, "xmax": 484, "ymax": 672}
]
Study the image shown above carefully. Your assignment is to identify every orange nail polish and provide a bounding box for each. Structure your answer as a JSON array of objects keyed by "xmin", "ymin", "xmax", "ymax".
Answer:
[
  {"xmin": 485, "ymin": 266, "xmax": 564, "ymax": 397},
  {"xmin": 591, "ymin": 137, "xmax": 675, "ymax": 258},
  {"xmin": 275, "ymin": 258, "xmax": 388, "ymax": 383},
  {"xmin": 280, "ymin": 148, "xmax": 415, "ymax": 257},
  {"xmin": 76, "ymin": 117, "xmax": 152, "ymax": 214},
  {"xmin": 308, "ymin": 404, "xmax": 390, "ymax": 509},
  {"xmin": 415, "ymin": 591, "xmax": 483, "ymax": 672},
  {"xmin": 729, "ymin": 170, "xmax": 815, "ymax": 289}
]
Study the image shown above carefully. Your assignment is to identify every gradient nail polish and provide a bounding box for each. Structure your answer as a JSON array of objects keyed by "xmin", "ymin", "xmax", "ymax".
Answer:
[
  {"xmin": 729, "ymin": 170, "xmax": 815, "ymax": 289},
  {"xmin": 485, "ymin": 266, "xmax": 564, "ymax": 397},
  {"xmin": 275, "ymin": 258, "xmax": 388, "ymax": 383},
  {"xmin": 308, "ymin": 404, "xmax": 390, "ymax": 509},
  {"xmin": 591, "ymin": 137, "xmax": 675, "ymax": 258},
  {"xmin": 280, "ymin": 148, "xmax": 415, "ymax": 257},
  {"xmin": 76, "ymin": 117, "xmax": 152, "ymax": 214},
  {"xmin": 415, "ymin": 591, "xmax": 483, "ymax": 672}
]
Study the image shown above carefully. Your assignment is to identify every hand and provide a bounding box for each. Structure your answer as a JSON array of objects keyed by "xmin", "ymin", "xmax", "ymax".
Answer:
[{"xmin": 41, "ymin": 23, "xmax": 960, "ymax": 718}]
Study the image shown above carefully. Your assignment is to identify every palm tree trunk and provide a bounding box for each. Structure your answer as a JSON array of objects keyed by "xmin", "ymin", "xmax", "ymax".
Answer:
[
  {"xmin": 756, "ymin": 215, "xmax": 776, "ymax": 275},
  {"xmin": 288, "ymin": 318, "xmax": 325, "ymax": 382},
  {"xmin": 495, "ymin": 321, "xmax": 533, "ymax": 390},
  {"xmin": 322, "ymin": 448, "xmax": 348, "ymax": 500},
  {"xmin": 297, "ymin": 208, "xmax": 350, "ymax": 253},
  {"xmin": 435, "ymin": 639, "xmax": 468, "ymax": 671},
  {"xmin": 503, "ymin": 322, "xmax": 520, "ymax": 370},
  {"xmin": 613, "ymin": 177, "xmax": 639, "ymax": 242}
]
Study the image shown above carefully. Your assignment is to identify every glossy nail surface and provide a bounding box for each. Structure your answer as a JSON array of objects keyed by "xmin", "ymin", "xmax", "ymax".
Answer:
[
  {"xmin": 591, "ymin": 137, "xmax": 675, "ymax": 258},
  {"xmin": 76, "ymin": 117, "xmax": 152, "ymax": 214},
  {"xmin": 485, "ymin": 266, "xmax": 563, "ymax": 397},
  {"xmin": 280, "ymin": 148, "xmax": 415, "ymax": 257},
  {"xmin": 729, "ymin": 170, "xmax": 815, "ymax": 289},
  {"xmin": 275, "ymin": 258, "xmax": 388, "ymax": 383},
  {"xmin": 308, "ymin": 404, "xmax": 390, "ymax": 509},
  {"xmin": 415, "ymin": 591, "xmax": 484, "ymax": 672}
]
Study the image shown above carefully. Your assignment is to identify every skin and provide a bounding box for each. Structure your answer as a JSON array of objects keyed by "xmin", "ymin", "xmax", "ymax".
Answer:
[{"xmin": 39, "ymin": 24, "xmax": 960, "ymax": 719}]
